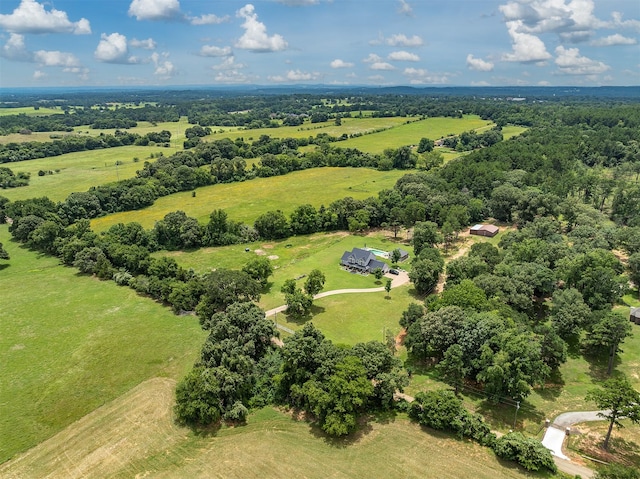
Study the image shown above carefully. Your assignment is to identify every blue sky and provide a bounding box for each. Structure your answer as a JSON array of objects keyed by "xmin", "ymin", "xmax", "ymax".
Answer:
[{"xmin": 0, "ymin": 0, "xmax": 638, "ymax": 88}]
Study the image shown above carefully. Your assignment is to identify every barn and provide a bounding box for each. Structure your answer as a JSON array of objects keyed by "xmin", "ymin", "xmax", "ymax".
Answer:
[{"xmin": 469, "ymin": 224, "xmax": 499, "ymax": 238}]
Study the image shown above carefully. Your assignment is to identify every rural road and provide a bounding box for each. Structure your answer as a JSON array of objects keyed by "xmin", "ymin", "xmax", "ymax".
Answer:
[{"xmin": 541, "ymin": 410, "xmax": 609, "ymax": 479}]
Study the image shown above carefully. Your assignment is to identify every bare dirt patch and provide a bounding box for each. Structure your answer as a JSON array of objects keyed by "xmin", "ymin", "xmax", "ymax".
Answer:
[
  {"xmin": 254, "ymin": 249, "xmax": 266, "ymax": 256},
  {"xmin": 268, "ymin": 255, "xmax": 279, "ymax": 260}
]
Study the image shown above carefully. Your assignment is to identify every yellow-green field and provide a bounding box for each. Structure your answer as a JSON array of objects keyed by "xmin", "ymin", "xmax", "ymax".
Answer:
[
  {"xmin": 0, "ymin": 106, "xmax": 63, "ymax": 116},
  {"xmin": 74, "ymin": 117, "xmax": 189, "ymax": 146},
  {"xmin": 0, "ymin": 378, "xmax": 540, "ymax": 479},
  {"xmin": 0, "ymin": 145, "xmax": 170, "ymax": 202},
  {"xmin": 339, "ymin": 115, "xmax": 494, "ymax": 153},
  {"xmin": 91, "ymin": 167, "xmax": 408, "ymax": 231}
]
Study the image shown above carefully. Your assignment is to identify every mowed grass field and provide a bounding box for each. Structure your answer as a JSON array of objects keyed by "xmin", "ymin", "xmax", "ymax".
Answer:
[
  {"xmin": 0, "ymin": 225, "xmax": 206, "ymax": 463},
  {"xmin": 91, "ymin": 167, "xmax": 408, "ymax": 231},
  {"xmin": 0, "ymin": 145, "xmax": 170, "ymax": 202},
  {"xmin": 162, "ymin": 230, "xmax": 414, "ymax": 311},
  {"xmin": 339, "ymin": 115, "xmax": 494, "ymax": 153},
  {"xmin": 0, "ymin": 378, "xmax": 541, "ymax": 479},
  {"xmin": 0, "ymin": 106, "xmax": 63, "ymax": 116}
]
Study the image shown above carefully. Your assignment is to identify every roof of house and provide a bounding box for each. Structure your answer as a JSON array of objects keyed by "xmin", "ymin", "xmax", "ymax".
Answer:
[
  {"xmin": 470, "ymin": 224, "xmax": 499, "ymax": 233},
  {"xmin": 398, "ymin": 249, "xmax": 409, "ymax": 257},
  {"xmin": 341, "ymin": 248, "xmax": 389, "ymax": 271},
  {"xmin": 632, "ymin": 307, "xmax": 640, "ymax": 318}
]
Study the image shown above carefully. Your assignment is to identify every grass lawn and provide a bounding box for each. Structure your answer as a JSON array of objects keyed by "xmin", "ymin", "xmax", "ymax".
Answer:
[
  {"xmin": 0, "ymin": 145, "xmax": 169, "ymax": 202},
  {"xmin": 566, "ymin": 420, "xmax": 640, "ymax": 468},
  {"xmin": 91, "ymin": 167, "xmax": 408, "ymax": 232},
  {"xmin": 502, "ymin": 126, "xmax": 529, "ymax": 139},
  {"xmin": 0, "ymin": 106, "xmax": 63, "ymax": 116},
  {"xmin": 0, "ymin": 225, "xmax": 206, "ymax": 463},
  {"xmin": 339, "ymin": 115, "xmax": 494, "ymax": 154},
  {"xmin": 0, "ymin": 378, "xmax": 543, "ymax": 479},
  {"xmin": 203, "ymin": 116, "xmax": 409, "ymax": 143},
  {"xmin": 162, "ymin": 230, "xmax": 414, "ymax": 311},
  {"xmin": 74, "ymin": 117, "xmax": 190, "ymax": 147}
]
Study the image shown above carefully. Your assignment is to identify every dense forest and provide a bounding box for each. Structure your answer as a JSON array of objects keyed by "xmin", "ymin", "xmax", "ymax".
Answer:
[{"xmin": 1, "ymin": 90, "xmax": 639, "ymax": 474}]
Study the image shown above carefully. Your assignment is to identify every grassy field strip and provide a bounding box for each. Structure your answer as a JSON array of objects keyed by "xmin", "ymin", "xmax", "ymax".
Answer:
[
  {"xmin": 338, "ymin": 115, "xmax": 493, "ymax": 153},
  {"xmin": 74, "ymin": 117, "xmax": 191, "ymax": 146},
  {"xmin": 0, "ymin": 378, "xmax": 536, "ymax": 479},
  {"xmin": 0, "ymin": 146, "xmax": 169, "ymax": 202},
  {"xmin": 0, "ymin": 225, "xmax": 206, "ymax": 463},
  {"xmin": 0, "ymin": 107, "xmax": 63, "ymax": 116},
  {"xmin": 91, "ymin": 167, "xmax": 407, "ymax": 232}
]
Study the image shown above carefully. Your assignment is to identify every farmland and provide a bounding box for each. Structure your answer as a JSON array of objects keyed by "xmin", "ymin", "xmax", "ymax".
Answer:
[
  {"xmin": 0, "ymin": 378, "xmax": 538, "ymax": 479},
  {"xmin": 91, "ymin": 167, "xmax": 407, "ymax": 231},
  {"xmin": 0, "ymin": 225, "xmax": 206, "ymax": 463}
]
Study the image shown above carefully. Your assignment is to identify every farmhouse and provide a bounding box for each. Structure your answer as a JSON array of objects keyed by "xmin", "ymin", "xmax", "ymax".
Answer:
[
  {"xmin": 397, "ymin": 249, "xmax": 410, "ymax": 262},
  {"xmin": 341, "ymin": 247, "xmax": 389, "ymax": 274},
  {"xmin": 631, "ymin": 307, "xmax": 640, "ymax": 325},
  {"xmin": 469, "ymin": 224, "xmax": 499, "ymax": 237}
]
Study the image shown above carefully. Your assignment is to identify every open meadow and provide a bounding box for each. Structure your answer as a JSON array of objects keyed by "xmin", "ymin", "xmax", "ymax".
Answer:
[
  {"xmin": 0, "ymin": 378, "xmax": 543, "ymax": 479},
  {"xmin": 91, "ymin": 167, "xmax": 408, "ymax": 231},
  {"xmin": 0, "ymin": 145, "xmax": 169, "ymax": 202},
  {"xmin": 0, "ymin": 107, "xmax": 63, "ymax": 117},
  {"xmin": 0, "ymin": 225, "xmax": 206, "ymax": 463}
]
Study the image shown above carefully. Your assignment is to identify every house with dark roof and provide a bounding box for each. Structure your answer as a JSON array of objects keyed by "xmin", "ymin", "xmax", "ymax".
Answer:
[
  {"xmin": 341, "ymin": 248, "xmax": 389, "ymax": 274},
  {"xmin": 631, "ymin": 307, "xmax": 640, "ymax": 325},
  {"xmin": 397, "ymin": 249, "xmax": 410, "ymax": 262}
]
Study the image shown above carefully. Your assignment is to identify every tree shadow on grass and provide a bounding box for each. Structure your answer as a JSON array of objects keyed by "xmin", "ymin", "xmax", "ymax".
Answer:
[
  {"xmin": 306, "ymin": 416, "xmax": 375, "ymax": 448},
  {"xmin": 180, "ymin": 420, "xmax": 222, "ymax": 438},
  {"xmin": 535, "ymin": 369, "xmax": 565, "ymax": 402},
  {"xmin": 282, "ymin": 305, "xmax": 326, "ymax": 326},
  {"xmin": 0, "ymin": 263, "xmax": 9, "ymax": 271},
  {"xmin": 475, "ymin": 400, "xmax": 545, "ymax": 431}
]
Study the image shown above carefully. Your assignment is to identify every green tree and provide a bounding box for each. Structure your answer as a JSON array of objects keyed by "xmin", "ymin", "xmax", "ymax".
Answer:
[
  {"xmin": 0, "ymin": 242, "xmax": 9, "ymax": 260},
  {"xmin": 174, "ymin": 366, "xmax": 222, "ymax": 426},
  {"xmin": 254, "ymin": 210, "xmax": 290, "ymax": 240},
  {"xmin": 417, "ymin": 137, "xmax": 434, "ymax": 153},
  {"xmin": 242, "ymin": 256, "xmax": 274, "ymax": 287},
  {"xmin": 493, "ymin": 432, "xmax": 557, "ymax": 473},
  {"xmin": 280, "ymin": 278, "xmax": 297, "ymax": 295},
  {"xmin": 390, "ymin": 248, "xmax": 402, "ymax": 265},
  {"xmin": 385, "ymin": 278, "xmax": 392, "ymax": 297},
  {"xmin": 196, "ymin": 269, "xmax": 261, "ymax": 319},
  {"xmin": 285, "ymin": 288, "xmax": 313, "ymax": 316},
  {"xmin": 628, "ymin": 252, "xmax": 640, "ymax": 298},
  {"xmin": 412, "ymin": 221, "xmax": 442, "ymax": 256},
  {"xmin": 304, "ymin": 269, "xmax": 326, "ymax": 296},
  {"xmin": 582, "ymin": 311, "xmax": 633, "ymax": 375},
  {"xmin": 373, "ymin": 267, "xmax": 384, "ymax": 281},
  {"xmin": 586, "ymin": 376, "xmax": 640, "ymax": 450},
  {"xmin": 436, "ymin": 344, "xmax": 465, "ymax": 394},
  {"xmin": 550, "ymin": 288, "xmax": 591, "ymax": 341}
]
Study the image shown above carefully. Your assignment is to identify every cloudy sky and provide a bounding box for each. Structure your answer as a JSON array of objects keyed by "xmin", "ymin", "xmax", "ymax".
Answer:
[{"xmin": 0, "ymin": 0, "xmax": 638, "ymax": 88}]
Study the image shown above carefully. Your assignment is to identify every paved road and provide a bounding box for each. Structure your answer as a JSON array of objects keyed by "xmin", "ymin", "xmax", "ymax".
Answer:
[
  {"xmin": 265, "ymin": 271, "xmax": 410, "ymax": 321},
  {"xmin": 541, "ymin": 410, "xmax": 609, "ymax": 479}
]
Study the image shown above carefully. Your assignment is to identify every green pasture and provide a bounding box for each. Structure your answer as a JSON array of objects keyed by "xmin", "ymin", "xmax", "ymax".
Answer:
[
  {"xmin": 502, "ymin": 126, "xmax": 528, "ymax": 139},
  {"xmin": 338, "ymin": 115, "xmax": 494, "ymax": 154},
  {"xmin": 0, "ymin": 145, "xmax": 169, "ymax": 202},
  {"xmin": 0, "ymin": 381, "xmax": 540, "ymax": 479},
  {"xmin": 91, "ymin": 167, "xmax": 408, "ymax": 232},
  {"xmin": 0, "ymin": 106, "xmax": 63, "ymax": 117},
  {"xmin": 162, "ymin": 230, "xmax": 413, "ymax": 311},
  {"xmin": 0, "ymin": 225, "xmax": 206, "ymax": 463},
  {"xmin": 74, "ymin": 117, "xmax": 189, "ymax": 147},
  {"xmin": 0, "ymin": 131, "xmax": 75, "ymax": 145},
  {"xmin": 204, "ymin": 116, "xmax": 409, "ymax": 142}
]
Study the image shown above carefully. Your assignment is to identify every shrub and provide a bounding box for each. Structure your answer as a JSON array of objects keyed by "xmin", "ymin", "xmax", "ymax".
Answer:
[{"xmin": 493, "ymin": 432, "xmax": 557, "ymax": 473}]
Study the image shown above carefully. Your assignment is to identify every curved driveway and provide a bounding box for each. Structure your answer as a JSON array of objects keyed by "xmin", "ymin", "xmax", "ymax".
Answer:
[{"xmin": 265, "ymin": 270, "xmax": 410, "ymax": 319}]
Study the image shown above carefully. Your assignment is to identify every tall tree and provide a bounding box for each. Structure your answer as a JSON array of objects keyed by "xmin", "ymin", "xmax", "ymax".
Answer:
[
  {"xmin": 304, "ymin": 269, "xmax": 326, "ymax": 297},
  {"xmin": 582, "ymin": 311, "xmax": 633, "ymax": 375},
  {"xmin": 586, "ymin": 376, "xmax": 640, "ymax": 450},
  {"xmin": 0, "ymin": 242, "xmax": 9, "ymax": 260}
]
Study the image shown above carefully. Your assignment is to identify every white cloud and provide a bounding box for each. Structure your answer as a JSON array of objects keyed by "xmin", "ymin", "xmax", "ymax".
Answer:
[
  {"xmin": 388, "ymin": 51, "xmax": 420, "ymax": 62},
  {"xmin": 403, "ymin": 67, "xmax": 450, "ymax": 84},
  {"xmin": 287, "ymin": 69, "xmax": 320, "ymax": 80},
  {"xmin": 34, "ymin": 50, "xmax": 81, "ymax": 68},
  {"xmin": 398, "ymin": 0, "xmax": 413, "ymax": 16},
  {"xmin": 590, "ymin": 34, "xmax": 637, "ymax": 47},
  {"xmin": 128, "ymin": 0, "xmax": 182, "ymax": 21},
  {"xmin": 466, "ymin": 54, "xmax": 494, "ymax": 71},
  {"xmin": 538, "ymin": 80, "xmax": 551, "ymax": 86},
  {"xmin": 235, "ymin": 4, "xmax": 287, "ymax": 52},
  {"xmin": 1, "ymin": 33, "xmax": 31, "ymax": 61},
  {"xmin": 33, "ymin": 69, "xmax": 45, "ymax": 79},
  {"xmin": 190, "ymin": 14, "xmax": 229, "ymax": 25},
  {"xmin": 554, "ymin": 46, "xmax": 609, "ymax": 75},
  {"xmin": 212, "ymin": 56, "xmax": 244, "ymax": 71},
  {"xmin": 499, "ymin": 0, "xmax": 602, "ymax": 42},
  {"xmin": 215, "ymin": 71, "xmax": 251, "ymax": 83},
  {"xmin": 330, "ymin": 59, "xmax": 353, "ymax": 68},
  {"xmin": 386, "ymin": 34, "xmax": 423, "ymax": 47},
  {"xmin": 367, "ymin": 74, "xmax": 386, "ymax": 82},
  {"xmin": 371, "ymin": 62, "xmax": 395, "ymax": 71},
  {"xmin": 471, "ymin": 80, "xmax": 491, "ymax": 86},
  {"xmin": 200, "ymin": 45, "xmax": 232, "ymax": 57},
  {"xmin": 609, "ymin": 12, "xmax": 640, "ymax": 32},
  {"xmin": 130, "ymin": 38, "xmax": 157, "ymax": 50},
  {"xmin": 363, "ymin": 53, "xmax": 383, "ymax": 63},
  {"xmin": 151, "ymin": 52, "xmax": 176, "ymax": 78},
  {"xmin": 502, "ymin": 20, "xmax": 552, "ymax": 62},
  {"xmin": 0, "ymin": 0, "xmax": 90, "ymax": 34},
  {"xmin": 95, "ymin": 33, "xmax": 140, "ymax": 64}
]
